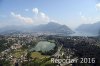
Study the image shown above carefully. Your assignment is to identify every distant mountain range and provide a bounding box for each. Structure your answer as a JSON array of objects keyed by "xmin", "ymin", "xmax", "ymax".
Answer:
[
  {"xmin": 0, "ymin": 22, "xmax": 74, "ymax": 35},
  {"xmin": 76, "ymin": 21, "xmax": 100, "ymax": 35}
]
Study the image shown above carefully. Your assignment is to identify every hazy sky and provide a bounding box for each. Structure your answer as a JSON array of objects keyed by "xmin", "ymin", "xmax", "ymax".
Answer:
[{"xmin": 0, "ymin": 0, "xmax": 100, "ymax": 29}]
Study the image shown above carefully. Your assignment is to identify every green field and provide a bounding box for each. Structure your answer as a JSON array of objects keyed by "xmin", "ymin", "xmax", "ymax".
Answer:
[
  {"xmin": 11, "ymin": 49, "xmax": 27, "ymax": 58},
  {"xmin": 31, "ymin": 52, "xmax": 50, "ymax": 59}
]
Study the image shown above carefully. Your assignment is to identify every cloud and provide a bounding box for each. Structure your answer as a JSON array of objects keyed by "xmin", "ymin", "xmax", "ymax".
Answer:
[
  {"xmin": 11, "ymin": 12, "xmax": 33, "ymax": 24},
  {"xmin": 80, "ymin": 13, "xmax": 87, "ymax": 22},
  {"xmin": 81, "ymin": 16, "xmax": 87, "ymax": 21},
  {"xmin": 32, "ymin": 8, "xmax": 39, "ymax": 15},
  {"xmin": 32, "ymin": 8, "xmax": 50, "ymax": 24},
  {"xmin": 96, "ymin": 3, "xmax": 100, "ymax": 10},
  {"xmin": 39, "ymin": 12, "xmax": 50, "ymax": 22},
  {"xmin": 11, "ymin": 8, "xmax": 55, "ymax": 25},
  {"xmin": 79, "ymin": 12, "xmax": 100, "ymax": 24},
  {"xmin": 50, "ymin": 20, "xmax": 58, "ymax": 22}
]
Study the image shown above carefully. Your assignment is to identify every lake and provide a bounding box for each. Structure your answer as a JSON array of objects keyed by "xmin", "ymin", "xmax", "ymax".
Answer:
[
  {"xmin": 30, "ymin": 41, "xmax": 55, "ymax": 52},
  {"xmin": 69, "ymin": 31, "xmax": 98, "ymax": 37}
]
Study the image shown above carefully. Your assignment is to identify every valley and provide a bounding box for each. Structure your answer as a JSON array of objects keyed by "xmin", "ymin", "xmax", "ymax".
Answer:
[{"xmin": 0, "ymin": 33, "xmax": 100, "ymax": 66}]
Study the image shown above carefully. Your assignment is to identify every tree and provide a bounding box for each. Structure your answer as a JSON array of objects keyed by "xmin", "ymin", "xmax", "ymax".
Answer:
[{"xmin": 0, "ymin": 59, "xmax": 11, "ymax": 66}]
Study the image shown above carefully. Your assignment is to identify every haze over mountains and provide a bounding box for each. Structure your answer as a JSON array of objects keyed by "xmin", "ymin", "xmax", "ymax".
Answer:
[
  {"xmin": 0, "ymin": 22, "xmax": 74, "ymax": 35},
  {"xmin": 76, "ymin": 21, "xmax": 100, "ymax": 35},
  {"xmin": 1, "ymin": 21, "xmax": 100, "ymax": 36}
]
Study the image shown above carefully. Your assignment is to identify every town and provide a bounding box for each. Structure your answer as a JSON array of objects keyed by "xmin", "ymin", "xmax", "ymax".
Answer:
[{"xmin": 0, "ymin": 33, "xmax": 100, "ymax": 66}]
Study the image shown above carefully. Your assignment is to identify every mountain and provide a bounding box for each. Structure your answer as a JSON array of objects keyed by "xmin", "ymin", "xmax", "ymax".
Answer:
[
  {"xmin": 0, "ymin": 22, "xmax": 74, "ymax": 35},
  {"xmin": 32, "ymin": 22, "xmax": 74, "ymax": 34},
  {"xmin": 76, "ymin": 21, "xmax": 100, "ymax": 35}
]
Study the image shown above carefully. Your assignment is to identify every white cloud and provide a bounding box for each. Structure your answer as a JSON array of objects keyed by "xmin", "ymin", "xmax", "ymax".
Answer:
[
  {"xmin": 50, "ymin": 20, "xmax": 58, "ymax": 22},
  {"xmin": 79, "ymin": 12, "xmax": 100, "ymax": 24},
  {"xmin": 33, "ymin": 12, "xmax": 50, "ymax": 24},
  {"xmin": 96, "ymin": 3, "xmax": 100, "ymax": 10},
  {"xmin": 79, "ymin": 12, "xmax": 88, "ymax": 24},
  {"xmin": 11, "ymin": 8, "xmax": 56, "ymax": 25},
  {"xmin": 39, "ymin": 12, "xmax": 50, "ymax": 22},
  {"xmin": 32, "ymin": 8, "xmax": 50, "ymax": 24},
  {"xmin": 32, "ymin": 8, "xmax": 39, "ymax": 15},
  {"xmin": 11, "ymin": 12, "xmax": 33, "ymax": 24}
]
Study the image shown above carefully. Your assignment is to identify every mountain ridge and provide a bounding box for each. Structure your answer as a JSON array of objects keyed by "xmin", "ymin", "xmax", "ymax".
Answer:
[
  {"xmin": 76, "ymin": 21, "xmax": 100, "ymax": 35},
  {"xmin": 0, "ymin": 22, "xmax": 74, "ymax": 35}
]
